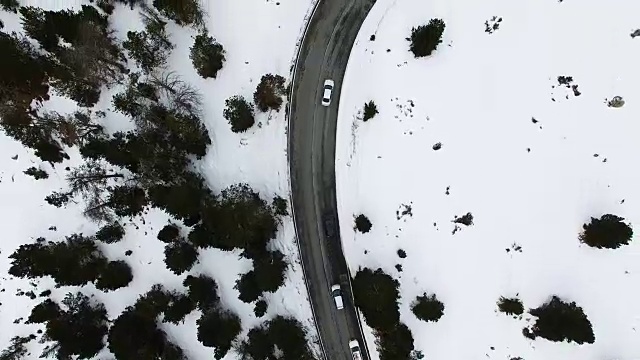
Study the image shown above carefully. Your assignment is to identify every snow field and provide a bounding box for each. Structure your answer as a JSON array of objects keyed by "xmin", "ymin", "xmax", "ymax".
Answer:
[{"xmin": 336, "ymin": 0, "xmax": 640, "ymax": 359}]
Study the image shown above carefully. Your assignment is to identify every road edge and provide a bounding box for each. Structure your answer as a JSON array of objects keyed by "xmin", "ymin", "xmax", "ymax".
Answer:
[{"xmin": 284, "ymin": 0, "xmax": 327, "ymax": 358}]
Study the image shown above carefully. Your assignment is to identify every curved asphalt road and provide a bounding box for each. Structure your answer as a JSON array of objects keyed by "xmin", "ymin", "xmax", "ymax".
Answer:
[{"xmin": 288, "ymin": 0, "xmax": 375, "ymax": 358}]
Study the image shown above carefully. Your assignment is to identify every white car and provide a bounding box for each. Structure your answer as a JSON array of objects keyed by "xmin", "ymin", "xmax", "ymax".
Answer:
[
  {"xmin": 349, "ymin": 339, "xmax": 362, "ymax": 360},
  {"xmin": 331, "ymin": 284, "xmax": 343, "ymax": 310},
  {"xmin": 321, "ymin": 79, "xmax": 335, "ymax": 106}
]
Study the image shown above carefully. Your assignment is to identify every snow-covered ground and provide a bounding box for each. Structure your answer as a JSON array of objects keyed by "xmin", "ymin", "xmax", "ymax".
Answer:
[
  {"xmin": 0, "ymin": 0, "xmax": 317, "ymax": 358},
  {"xmin": 336, "ymin": 0, "xmax": 640, "ymax": 359}
]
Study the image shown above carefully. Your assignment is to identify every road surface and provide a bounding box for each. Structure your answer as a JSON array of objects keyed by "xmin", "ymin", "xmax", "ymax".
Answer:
[{"xmin": 288, "ymin": 0, "xmax": 375, "ymax": 358}]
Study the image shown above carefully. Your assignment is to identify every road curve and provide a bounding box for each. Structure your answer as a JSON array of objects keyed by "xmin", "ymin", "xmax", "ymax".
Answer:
[{"xmin": 288, "ymin": 0, "xmax": 376, "ymax": 358}]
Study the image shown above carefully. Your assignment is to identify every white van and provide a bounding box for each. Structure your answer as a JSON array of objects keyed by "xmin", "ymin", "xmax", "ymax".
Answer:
[
  {"xmin": 331, "ymin": 284, "xmax": 343, "ymax": 310},
  {"xmin": 349, "ymin": 339, "xmax": 362, "ymax": 360}
]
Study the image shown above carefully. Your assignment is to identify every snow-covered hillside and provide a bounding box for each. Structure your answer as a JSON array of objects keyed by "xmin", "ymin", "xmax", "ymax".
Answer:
[
  {"xmin": 336, "ymin": 0, "xmax": 640, "ymax": 359},
  {"xmin": 0, "ymin": 0, "xmax": 317, "ymax": 358}
]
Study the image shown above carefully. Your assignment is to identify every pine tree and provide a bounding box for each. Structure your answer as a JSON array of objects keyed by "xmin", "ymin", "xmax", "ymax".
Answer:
[
  {"xmin": 95, "ymin": 260, "xmax": 133, "ymax": 291},
  {"xmin": 377, "ymin": 323, "xmax": 415, "ymax": 360},
  {"xmin": 236, "ymin": 251, "xmax": 287, "ymax": 303},
  {"xmin": 272, "ymin": 195, "xmax": 288, "ymax": 216},
  {"xmin": 162, "ymin": 292, "xmax": 196, "ymax": 324},
  {"xmin": 164, "ymin": 241, "xmax": 198, "ymax": 275},
  {"xmin": 239, "ymin": 316, "xmax": 314, "ymax": 360},
  {"xmin": 253, "ymin": 74, "xmax": 286, "ymax": 112},
  {"xmin": 526, "ymin": 296, "xmax": 595, "ymax": 344},
  {"xmin": 0, "ymin": 335, "xmax": 36, "ymax": 360},
  {"xmin": 352, "ymin": 268, "xmax": 400, "ymax": 331},
  {"xmin": 9, "ymin": 235, "xmax": 108, "ymax": 287},
  {"xmin": 201, "ymin": 183, "xmax": 278, "ymax": 256},
  {"xmin": 579, "ymin": 214, "xmax": 633, "ymax": 249},
  {"xmin": 355, "ymin": 214, "xmax": 372, "ymax": 233},
  {"xmin": 411, "ymin": 293, "xmax": 444, "ymax": 322},
  {"xmin": 196, "ymin": 309, "xmax": 242, "ymax": 359},
  {"xmin": 95, "ymin": 222, "xmax": 125, "ymax": 243},
  {"xmin": 20, "ymin": 6, "xmax": 128, "ymax": 106},
  {"xmin": 363, "ymin": 100, "xmax": 378, "ymax": 121},
  {"xmin": 497, "ymin": 296, "xmax": 524, "ymax": 316},
  {"xmin": 108, "ymin": 307, "xmax": 187, "ymax": 360},
  {"xmin": 190, "ymin": 31, "xmax": 226, "ymax": 79},
  {"xmin": 157, "ymin": 223, "xmax": 181, "ymax": 243},
  {"xmin": 223, "ymin": 95, "xmax": 254, "ymax": 133},
  {"xmin": 23, "ymin": 167, "xmax": 48, "ymax": 180},
  {"xmin": 184, "ymin": 274, "xmax": 219, "ymax": 311},
  {"xmin": 254, "ymin": 299, "xmax": 268, "ymax": 317},
  {"xmin": 28, "ymin": 292, "xmax": 108, "ymax": 359},
  {"xmin": 122, "ymin": 7, "xmax": 173, "ymax": 73},
  {"xmin": 152, "ymin": 0, "xmax": 203, "ymax": 27},
  {"xmin": 408, "ymin": 19, "xmax": 446, "ymax": 58},
  {"xmin": 0, "ymin": 0, "xmax": 19, "ymax": 12}
]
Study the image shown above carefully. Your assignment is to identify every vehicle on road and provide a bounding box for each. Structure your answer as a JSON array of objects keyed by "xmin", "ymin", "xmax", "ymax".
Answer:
[
  {"xmin": 349, "ymin": 339, "xmax": 362, "ymax": 360},
  {"xmin": 323, "ymin": 213, "xmax": 336, "ymax": 238},
  {"xmin": 321, "ymin": 79, "xmax": 335, "ymax": 106},
  {"xmin": 331, "ymin": 284, "xmax": 344, "ymax": 310}
]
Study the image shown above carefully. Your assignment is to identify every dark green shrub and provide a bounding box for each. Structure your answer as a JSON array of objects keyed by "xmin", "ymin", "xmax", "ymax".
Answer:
[
  {"xmin": 408, "ymin": 19, "xmax": 446, "ymax": 58},
  {"xmin": 411, "ymin": 293, "xmax": 444, "ymax": 322}
]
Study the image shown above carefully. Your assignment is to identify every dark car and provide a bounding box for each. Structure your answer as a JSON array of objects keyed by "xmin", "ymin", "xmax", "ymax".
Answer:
[{"xmin": 323, "ymin": 213, "xmax": 335, "ymax": 238}]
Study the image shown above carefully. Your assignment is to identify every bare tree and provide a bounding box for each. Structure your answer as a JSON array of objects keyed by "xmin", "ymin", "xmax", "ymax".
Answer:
[
  {"xmin": 148, "ymin": 70, "xmax": 202, "ymax": 117},
  {"xmin": 57, "ymin": 160, "xmax": 131, "ymax": 222},
  {"xmin": 32, "ymin": 110, "xmax": 105, "ymax": 147}
]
